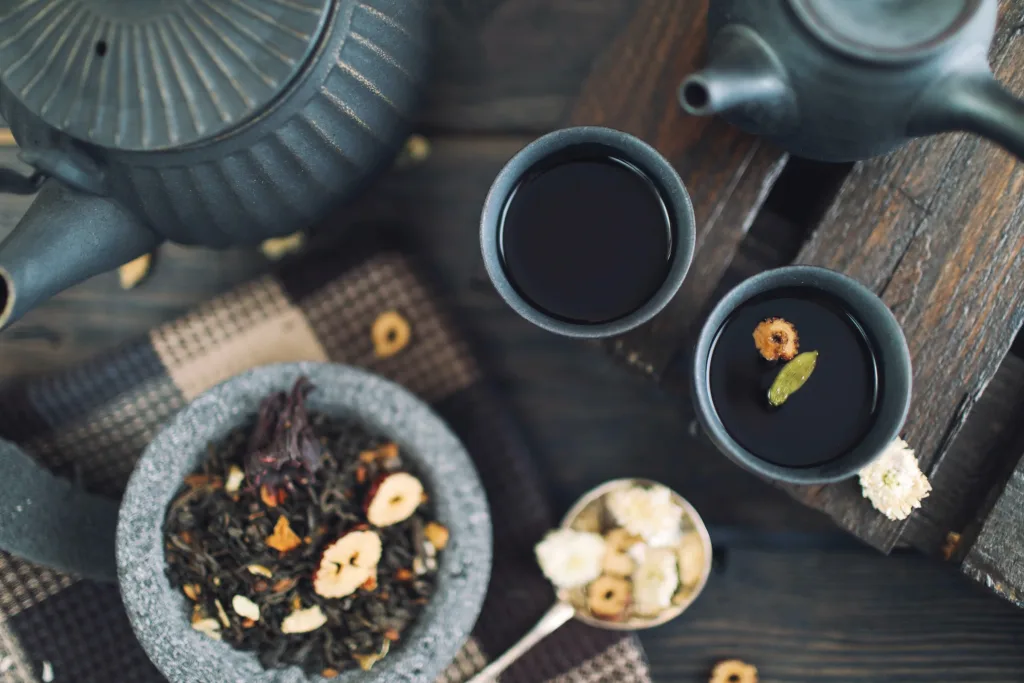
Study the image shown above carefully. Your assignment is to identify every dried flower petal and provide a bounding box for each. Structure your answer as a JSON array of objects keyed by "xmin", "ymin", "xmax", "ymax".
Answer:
[
  {"xmin": 677, "ymin": 532, "xmax": 705, "ymax": 588},
  {"xmin": 214, "ymin": 599, "xmax": 230, "ymax": 628},
  {"xmin": 191, "ymin": 618, "xmax": 222, "ymax": 641},
  {"xmin": 182, "ymin": 584, "xmax": 201, "ymax": 601},
  {"xmin": 266, "ymin": 516, "xmax": 302, "ymax": 553},
  {"xmin": 224, "ymin": 465, "xmax": 245, "ymax": 494},
  {"xmin": 355, "ymin": 639, "xmax": 390, "ymax": 671},
  {"xmin": 372, "ymin": 311, "xmax": 412, "ymax": 358},
  {"xmin": 280, "ymin": 605, "xmax": 328, "ymax": 634},
  {"xmin": 232, "ymin": 595, "xmax": 261, "ymax": 621},
  {"xmin": 858, "ymin": 438, "xmax": 931, "ymax": 520},
  {"xmin": 360, "ymin": 443, "xmax": 399, "ymax": 464},
  {"xmin": 424, "ymin": 522, "xmax": 449, "ymax": 551},
  {"xmin": 247, "ymin": 564, "xmax": 273, "ymax": 578},
  {"xmin": 633, "ymin": 548, "xmax": 679, "ymax": 616}
]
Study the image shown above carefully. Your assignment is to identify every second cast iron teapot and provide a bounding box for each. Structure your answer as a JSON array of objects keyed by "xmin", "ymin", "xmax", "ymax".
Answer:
[
  {"xmin": 0, "ymin": 0, "xmax": 431, "ymax": 330},
  {"xmin": 679, "ymin": 0, "xmax": 1024, "ymax": 162}
]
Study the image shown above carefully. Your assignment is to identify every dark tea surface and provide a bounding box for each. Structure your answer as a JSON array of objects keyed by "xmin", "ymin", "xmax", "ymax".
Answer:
[
  {"xmin": 498, "ymin": 148, "xmax": 673, "ymax": 324},
  {"xmin": 708, "ymin": 287, "xmax": 880, "ymax": 468}
]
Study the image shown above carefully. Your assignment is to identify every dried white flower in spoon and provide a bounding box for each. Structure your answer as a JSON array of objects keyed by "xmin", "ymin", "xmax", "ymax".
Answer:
[
  {"xmin": 535, "ymin": 528, "xmax": 605, "ymax": 589},
  {"xmin": 859, "ymin": 437, "xmax": 931, "ymax": 521},
  {"xmin": 606, "ymin": 484, "xmax": 683, "ymax": 546}
]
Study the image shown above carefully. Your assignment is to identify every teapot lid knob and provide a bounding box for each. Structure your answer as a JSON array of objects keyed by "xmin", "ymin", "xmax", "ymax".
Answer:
[
  {"xmin": 0, "ymin": 0, "xmax": 333, "ymax": 151},
  {"xmin": 788, "ymin": 0, "xmax": 986, "ymax": 63}
]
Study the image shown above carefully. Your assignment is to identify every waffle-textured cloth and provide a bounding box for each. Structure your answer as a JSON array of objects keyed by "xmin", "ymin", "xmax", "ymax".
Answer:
[{"xmin": 0, "ymin": 240, "xmax": 651, "ymax": 683}]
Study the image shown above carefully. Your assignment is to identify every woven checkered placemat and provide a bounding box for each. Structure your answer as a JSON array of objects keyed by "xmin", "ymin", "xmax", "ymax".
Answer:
[{"xmin": 0, "ymin": 240, "xmax": 651, "ymax": 683}]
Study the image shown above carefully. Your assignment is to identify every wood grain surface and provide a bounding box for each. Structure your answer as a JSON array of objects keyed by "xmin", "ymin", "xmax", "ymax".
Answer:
[
  {"xmin": 646, "ymin": 542, "xmax": 1024, "ymax": 682},
  {"xmin": 567, "ymin": 0, "xmax": 787, "ymax": 379},
  {"xmin": 786, "ymin": 0, "xmax": 1024, "ymax": 554}
]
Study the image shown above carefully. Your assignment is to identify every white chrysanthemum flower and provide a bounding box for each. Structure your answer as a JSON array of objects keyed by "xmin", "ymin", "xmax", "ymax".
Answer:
[
  {"xmin": 859, "ymin": 437, "xmax": 931, "ymax": 520},
  {"xmin": 606, "ymin": 485, "xmax": 684, "ymax": 545},
  {"xmin": 535, "ymin": 529, "xmax": 606, "ymax": 589},
  {"xmin": 632, "ymin": 548, "xmax": 679, "ymax": 615}
]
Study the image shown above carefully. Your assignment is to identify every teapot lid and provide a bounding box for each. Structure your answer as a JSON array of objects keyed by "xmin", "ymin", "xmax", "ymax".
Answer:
[
  {"xmin": 789, "ymin": 0, "xmax": 982, "ymax": 63},
  {"xmin": 0, "ymin": 0, "xmax": 333, "ymax": 151}
]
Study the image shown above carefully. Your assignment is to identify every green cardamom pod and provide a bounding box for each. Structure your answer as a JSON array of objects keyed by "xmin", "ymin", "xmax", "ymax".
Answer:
[{"xmin": 768, "ymin": 351, "xmax": 819, "ymax": 407}]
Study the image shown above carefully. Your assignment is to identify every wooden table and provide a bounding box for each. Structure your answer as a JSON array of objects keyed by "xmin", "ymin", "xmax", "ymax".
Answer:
[{"xmin": 3, "ymin": 1, "xmax": 1024, "ymax": 679}]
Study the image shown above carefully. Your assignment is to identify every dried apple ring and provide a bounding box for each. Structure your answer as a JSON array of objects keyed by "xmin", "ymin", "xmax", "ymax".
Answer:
[
  {"xmin": 372, "ymin": 311, "xmax": 411, "ymax": 358},
  {"xmin": 709, "ymin": 659, "xmax": 758, "ymax": 683}
]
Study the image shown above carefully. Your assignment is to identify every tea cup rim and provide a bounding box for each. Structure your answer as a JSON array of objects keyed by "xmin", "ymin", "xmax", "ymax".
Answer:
[{"xmin": 479, "ymin": 126, "xmax": 696, "ymax": 339}]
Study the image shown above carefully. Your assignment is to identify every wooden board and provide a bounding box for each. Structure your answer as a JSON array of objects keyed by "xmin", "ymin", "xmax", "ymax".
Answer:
[
  {"xmin": 567, "ymin": 0, "xmax": 787, "ymax": 379},
  {"xmin": 643, "ymin": 544, "xmax": 1024, "ymax": 682},
  {"xmin": 783, "ymin": 0, "xmax": 1024, "ymax": 553}
]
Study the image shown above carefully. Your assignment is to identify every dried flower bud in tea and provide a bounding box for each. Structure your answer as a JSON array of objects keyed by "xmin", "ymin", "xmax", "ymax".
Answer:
[{"xmin": 767, "ymin": 350, "xmax": 818, "ymax": 407}]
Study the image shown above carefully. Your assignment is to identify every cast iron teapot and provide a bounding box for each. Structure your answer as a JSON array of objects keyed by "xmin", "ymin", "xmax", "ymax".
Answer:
[
  {"xmin": 679, "ymin": 0, "xmax": 1024, "ymax": 162},
  {"xmin": 0, "ymin": 0, "xmax": 431, "ymax": 330}
]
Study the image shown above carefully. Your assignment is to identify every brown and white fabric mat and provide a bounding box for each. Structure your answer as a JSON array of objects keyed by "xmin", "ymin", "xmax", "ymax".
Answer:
[{"xmin": 0, "ymin": 236, "xmax": 651, "ymax": 683}]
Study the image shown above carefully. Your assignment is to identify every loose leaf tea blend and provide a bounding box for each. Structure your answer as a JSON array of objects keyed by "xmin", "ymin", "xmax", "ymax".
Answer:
[{"xmin": 163, "ymin": 377, "xmax": 446, "ymax": 676}]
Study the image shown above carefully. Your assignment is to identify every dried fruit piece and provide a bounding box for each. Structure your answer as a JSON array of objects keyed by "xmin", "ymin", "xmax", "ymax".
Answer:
[
  {"xmin": 709, "ymin": 659, "xmax": 758, "ymax": 683},
  {"xmin": 214, "ymin": 599, "xmax": 230, "ymax": 628},
  {"xmin": 395, "ymin": 568, "xmax": 413, "ymax": 581},
  {"xmin": 280, "ymin": 605, "xmax": 328, "ymax": 634},
  {"xmin": 260, "ymin": 232, "xmax": 306, "ymax": 260},
  {"xmin": 365, "ymin": 473, "xmax": 424, "ymax": 527},
  {"xmin": 633, "ymin": 548, "xmax": 679, "ymax": 616},
  {"xmin": 232, "ymin": 595, "xmax": 261, "ymax": 621},
  {"xmin": 224, "ymin": 465, "xmax": 245, "ymax": 494},
  {"xmin": 677, "ymin": 532, "xmax": 705, "ymax": 588},
  {"xmin": 355, "ymin": 639, "xmax": 390, "ymax": 671},
  {"xmin": 424, "ymin": 522, "xmax": 449, "ymax": 551},
  {"xmin": 247, "ymin": 564, "xmax": 273, "ymax": 578},
  {"xmin": 118, "ymin": 253, "xmax": 153, "ymax": 289},
  {"xmin": 313, "ymin": 530, "xmax": 383, "ymax": 598},
  {"xmin": 182, "ymin": 584, "xmax": 201, "ymax": 601},
  {"xmin": 191, "ymin": 618, "xmax": 222, "ymax": 641},
  {"xmin": 602, "ymin": 548, "xmax": 634, "ymax": 577},
  {"xmin": 266, "ymin": 516, "xmax": 302, "ymax": 553},
  {"xmin": 273, "ymin": 577, "xmax": 298, "ymax": 593},
  {"xmin": 372, "ymin": 311, "xmax": 412, "ymax": 358},
  {"xmin": 767, "ymin": 351, "xmax": 818, "ymax": 407},
  {"xmin": 604, "ymin": 528, "xmax": 641, "ymax": 553},
  {"xmin": 587, "ymin": 575, "xmax": 631, "ymax": 620},
  {"xmin": 535, "ymin": 528, "xmax": 606, "ymax": 589},
  {"xmin": 322, "ymin": 669, "xmax": 340, "ymax": 679},
  {"xmin": 260, "ymin": 485, "xmax": 279, "ymax": 508},
  {"xmin": 360, "ymin": 442, "xmax": 399, "ymax": 464},
  {"xmin": 753, "ymin": 317, "xmax": 798, "ymax": 361}
]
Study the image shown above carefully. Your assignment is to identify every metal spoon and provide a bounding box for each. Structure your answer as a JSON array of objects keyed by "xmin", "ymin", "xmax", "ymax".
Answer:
[{"xmin": 467, "ymin": 478, "xmax": 713, "ymax": 683}]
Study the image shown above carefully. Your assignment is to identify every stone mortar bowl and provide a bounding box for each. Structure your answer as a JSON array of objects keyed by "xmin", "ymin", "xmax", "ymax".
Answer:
[{"xmin": 117, "ymin": 362, "xmax": 492, "ymax": 683}]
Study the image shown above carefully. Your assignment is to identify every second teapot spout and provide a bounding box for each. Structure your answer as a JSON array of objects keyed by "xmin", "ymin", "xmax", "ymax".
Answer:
[{"xmin": 680, "ymin": 25, "xmax": 798, "ymax": 137}]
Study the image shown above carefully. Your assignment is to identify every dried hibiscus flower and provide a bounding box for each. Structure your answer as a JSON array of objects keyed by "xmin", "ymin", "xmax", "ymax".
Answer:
[{"xmin": 244, "ymin": 376, "xmax": 324, "ymax": 497}]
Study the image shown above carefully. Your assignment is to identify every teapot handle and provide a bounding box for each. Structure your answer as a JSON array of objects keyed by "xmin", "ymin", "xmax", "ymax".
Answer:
[
  {"xmin": 910, "ymin": 71, "xmax": 1024, "ymax": 161},
  {"xmin": 0, "ymin": 438, "xmax": 118, "ymax": 582}
]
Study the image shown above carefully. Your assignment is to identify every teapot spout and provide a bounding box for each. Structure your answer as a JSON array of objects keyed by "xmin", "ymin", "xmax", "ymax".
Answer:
[
  {"xmin": 0, "ymin": 180, "xmax": 160, "ymax": 330},
  {"xmin": 679, "ymin": 25, "xmax": 797, "ymax": 135},
  {"xmin": 909, "ymin": 71, "xmax": 1024, "ymax": 161}
]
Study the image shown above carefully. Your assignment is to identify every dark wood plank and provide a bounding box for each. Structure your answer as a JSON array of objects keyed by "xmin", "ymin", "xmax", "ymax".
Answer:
[
  {"xmin": 643, "ymin": 544, "xmax": 1024, "ymax": 682},
  {"xmin": 423, "ymin": 0, "xmax": 636, "ymax": 133},
  {"xmin": 565, "ymin": 0, "xmax": 788, "ymax": 379},
  {"xmin": 962, "ymin": 459, "xmax": 1024, "ymax": 609},
  {"xmin": 902, "ymin": 354, "xmax": 1024, "ymax": 555},
  {"xmin": 781, "ymin": 0, "xmax": 1024, "ymax": 553}
]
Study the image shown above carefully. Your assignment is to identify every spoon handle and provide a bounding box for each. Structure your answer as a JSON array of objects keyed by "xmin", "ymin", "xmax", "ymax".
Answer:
[{"xmin": 467, "ymin": 601, "xmax": 575, "ymax": 683}]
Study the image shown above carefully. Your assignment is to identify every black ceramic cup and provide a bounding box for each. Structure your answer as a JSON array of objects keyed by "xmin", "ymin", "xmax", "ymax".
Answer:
[
  {"xmin": 480, "ymin": 126, "xmax": 696, "ymax": 338},
  {"xmin": 691, "ymin": 266, "xmax": 913, "ymax": 484}
]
